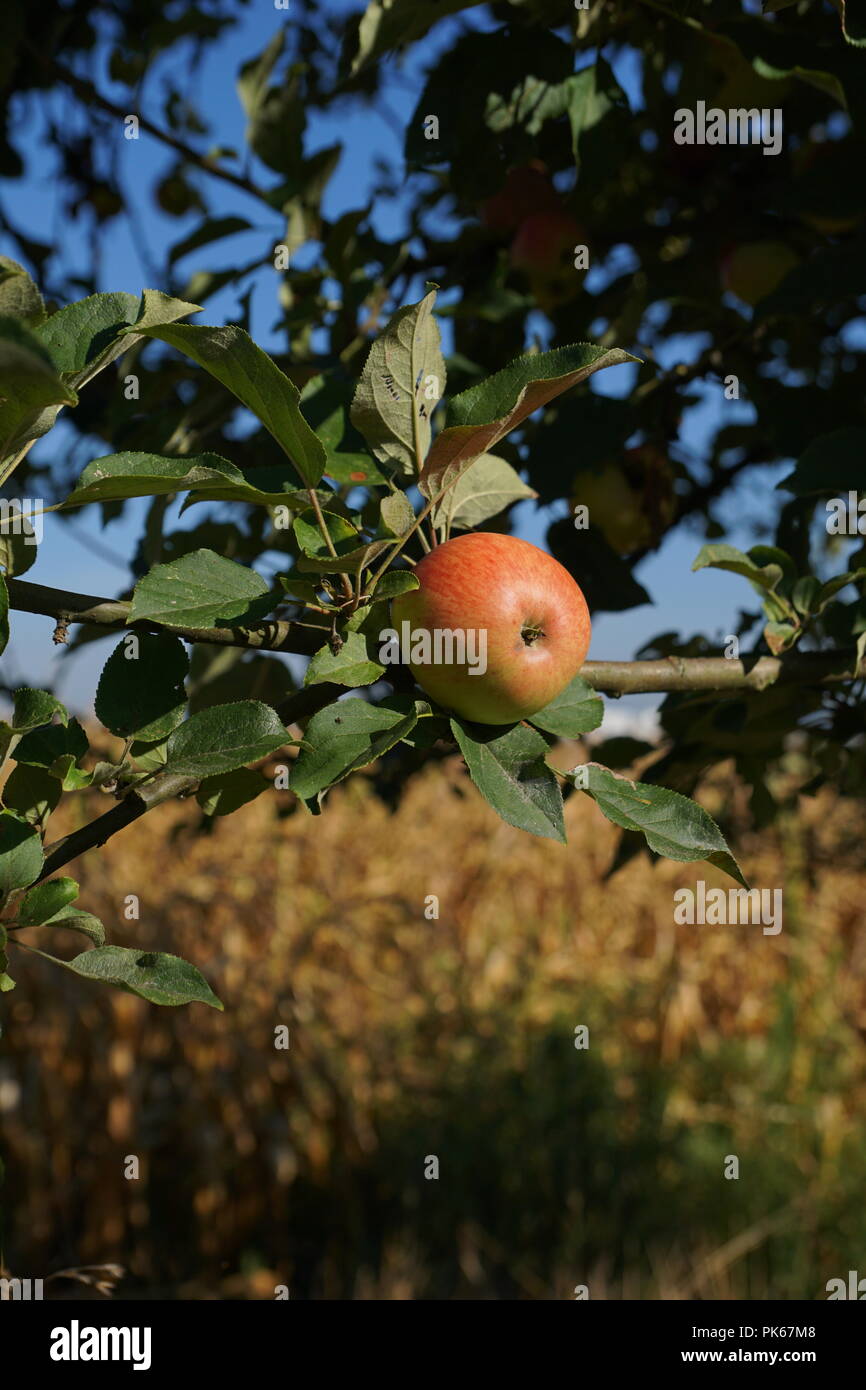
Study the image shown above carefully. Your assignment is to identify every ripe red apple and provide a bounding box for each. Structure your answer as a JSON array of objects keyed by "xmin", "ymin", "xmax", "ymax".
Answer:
[
  {"xmin": 478, "ymin": 162, "xmax": 559, "ymax": 235},
  {"xmin": 509, "ymin": 209, "xmax": 584, "ymax": 310},
  {"xmin": 510, "ymin": 209, "xmax": 581, "ymax": 270},
  {"xmin": 390, "ymin": 532, "xmax": 591, "ymax": 725}
]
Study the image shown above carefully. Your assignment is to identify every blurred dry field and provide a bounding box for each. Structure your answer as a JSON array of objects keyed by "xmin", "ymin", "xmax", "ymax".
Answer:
[{"xmin": 2, "ymin": 741, "xmax": 866, "ymax": 1300}]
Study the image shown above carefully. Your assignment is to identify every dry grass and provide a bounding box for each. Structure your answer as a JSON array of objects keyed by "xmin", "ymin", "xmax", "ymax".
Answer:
[{"xmin": 2, "ymin": 744, "xmax": 865, "ymax": 1299}]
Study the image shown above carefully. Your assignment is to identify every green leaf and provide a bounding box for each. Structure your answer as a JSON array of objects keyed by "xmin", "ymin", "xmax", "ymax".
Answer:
[
  {"xmin": 0, "ymin": 256, "xmax": 46, "ymax": 325},
  {"xmin": 138, "ymin": 323, "xmax": 326, "ymax": 487},
  {"xmin": 816, "ymin": 570, "xmax": 866, "ymax": 611},
  {"xmin": 0, "ymin": 318, "xmax": 78, "ymax": 459},
  {"xmin": 573, "ymin": 763, "xmax": 747, "ymax": 887},
  {"xmin": 196, "ymin": 767, "xmax": 269, "ymax": 817},
  {"xmin": 168, "ymin": 216, "xmax": 252, "ymax": 267},
  {"xmin": 692, "ymin": 543, "xmax": 786, "ymax": 595},
  {"xmin": 13, "ymin": 718, "xmax": 89, "ymax": 779},
  {"xmin": 557, "ymin": 61, "xmax": 630, "ymax": 169},
  {"xmin": 38, "ymin": 907, "xmax": 106, "ymax": 946},
  {"xmin": 430, "ymin": 452, "xmax": 535, "ymax": 532},
  {"xmin": 277, "ymin": 574, "xmax": 326, "ymax": 605},
  {"xmin": 367, "ymin": 570, "xmax": 419, "ymax": 602},
  {"xmin": 164, "ymin": 701, "xmax": 289, "ymax": 778},
  {"xmin": 0, "ymin": 501, "xmax": 38, "ymax": 576},
  {"xmin": 300, "ymin": 372, "xmax": 390, "ymax": 486},
  {"xmin": 180, "ymin": 469, "xmax": 311, "ymax": 512},
  {"xmin": 451, "ymin": 720, "xmax": 566, "ymax": 843},
  {"xmin": 380, "ymin": 491, "xmax": 416, "ymax": 536},
  {"xmin": 0, "ymin": 811, "xmax": 44, "ymax": 897},
  {"xmin": 1, "ymin": 764, "xmax": 63, "ymax": 823},
  {"xmin": 777, "ymin": 427, "xmax": 866, "ymax": 497},
  {"xmin": 420, "ymin": 343, "xmax": 636, "ymax": 498},
  {"xmin": 237, "ymin": 30, "xmax": 286, "ymax": 118},
  {"xmin": 792, "ymin": 576, "xmax": 822, "ymax": 616},
  {"xmin": 293, "ymin": 509, "xmax": 360, "ymax": 558},
  {"xmin": 17, "ymin": 877, "xmax": 78, "ymax": 925},
  {"xmin": 37, "ymin": 289, "xmax": 200, "ymax": 390},
  {"xmin": 95, "ymin": 633, "xmax": 189, "ymax": 740},
  {"xmin": 290, "ymin": 697, "xmax": 419, "ymax": 799},
  {"xmin": 60, "ymin": 451, "xmax": 261, "ymax": 509},
  {"xmin": 62, "ymin": 945, "xmax": 222, "ymax": 1009},
  {"xmin": 11, "ymin": 688, "xmax": 68, "ymax": 732},
  {"xmin": 320, "ymin": 451, "xmax": 388, "ymax": 487},
  {"xmin": 237, "ymin": 31, "xmax": 305, "ymax": 175},
  {"xmin": 349, "ymin": 0, "xmax": 485, "ymax": 74},
  {"xmin": 130, "ymin": 735, "xmax": 170, "ymax": 773},
  {"xmin": 351, "ymin": 289, "xmax": 446, "ymax": 477},
  {"xmin": 295, "ymin": 540, "xmax": 391, "ymax": 575},
  {"xmin": 529, "ymin": 675, "xmax": 604, "ymax": 739},
  {"xmin": 304, "ymin": 631, "xmax": 386, "ymax": 687},
  {"xmin": 129, "ymin": 549, "xmax": 274, "ymax": 630}
]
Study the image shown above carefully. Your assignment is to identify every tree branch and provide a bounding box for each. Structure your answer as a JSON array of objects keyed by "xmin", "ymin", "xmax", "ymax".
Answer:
[
  {"xmin": 8, "ymin": 579, "xmax": 865, "ymax": 691},
  {"xmin": 43, "ymin": 56, "xmax": 273, "ymax": 208},
  {"xmin": 23, "ymin": 645, "xmax": 865, "ymax": 881},
  {"xmin": 35, "ymin": 684, "xmax": 342, "ymax": 882},
  {"xmin": 7, "ymin": 578, "xmax": 324, "ymax": 656},
  {"xmin": 583, "ymin": 651, "xmax": 865, "ymax": 694}
]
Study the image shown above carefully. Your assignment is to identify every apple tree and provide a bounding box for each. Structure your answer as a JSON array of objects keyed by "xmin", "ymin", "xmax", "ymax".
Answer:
[{"xmin": 1, "ymin": 0, "xmax": 865, "ymax": 1007}]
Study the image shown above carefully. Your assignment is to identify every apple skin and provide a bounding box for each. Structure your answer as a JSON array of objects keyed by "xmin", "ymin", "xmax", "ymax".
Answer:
[
  {"xmin": 509, "ymin": 210, "xmax": 584, "ymax": 310},
  {"xmin": 390, "ymin": 532, "xmax": 591, "ymax": 725},
  {"xmin": 720, "ymin": 241, "xmax": 801, "ymax": 307},
  {"xmin": 510, "ymin": 209, "xmax": 581, "ymax": 271},
  {"xmin": 479, "ymin": 162, "xmax": 559, "ymax": 235}
]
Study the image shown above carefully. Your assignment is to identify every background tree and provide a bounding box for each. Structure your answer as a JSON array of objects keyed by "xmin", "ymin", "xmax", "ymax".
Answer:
[{"xmin": 1, "ymin": 0, "xmax": 865, "ymax": 1006}]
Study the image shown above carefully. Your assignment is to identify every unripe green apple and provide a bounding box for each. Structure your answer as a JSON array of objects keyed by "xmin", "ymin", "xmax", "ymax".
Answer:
[
  {"xmin": 390, "ymin": 532, "xmax": 591, "ymax": 725},
  {"xmin": 720, "ymin": 240, "xmax": 801, "ymax": 307},
  {"xmin": 571, "ymin": 445, "xmax": 675, "ymax": 555}
]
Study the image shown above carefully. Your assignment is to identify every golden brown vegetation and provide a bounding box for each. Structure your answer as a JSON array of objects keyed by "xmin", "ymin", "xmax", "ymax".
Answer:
[{"xmin": 3, "ymin": 748, "xmax": 866, "ymax": 1299}]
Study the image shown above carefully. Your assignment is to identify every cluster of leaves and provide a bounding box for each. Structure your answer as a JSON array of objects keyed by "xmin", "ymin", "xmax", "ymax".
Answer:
[
  {"xmin": 2, "ymin": 0, "xmax": 866, "ymax": 1003},
  {"xmin": 0, "ymin": 266, "xmax": 749, "ymax": 1004}
]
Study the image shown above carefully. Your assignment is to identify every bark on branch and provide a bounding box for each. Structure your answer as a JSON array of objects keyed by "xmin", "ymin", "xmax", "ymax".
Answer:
[
  {"xmin": 9, "ymin": 579, "xmax": 865, "ymax": 692},
  {"xmin": 8, "ymin": 578, "xmax": 324, "ymax": 656}
]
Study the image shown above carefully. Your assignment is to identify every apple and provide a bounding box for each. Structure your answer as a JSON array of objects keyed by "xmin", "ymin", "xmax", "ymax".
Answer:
[
  {"xmin": 720, "ymin": 240, "xmax": 801, "ymax": 307},
  {"xmin": 390, "ymin": 531, "xmax": 591, "ymax": 725},
  {"xmin": 509, "ymin": 209, "xmax": 584, "ymax": 310},
  {"xmin": 791, "ymin": 139, "xmax": 865, "ymax": 236},
  {"xmin": 479, "ymin": 162, "xmax": 559, "ymax": 235},
  {"xmin": 571, "ymin": 445, "xmax": 675, "ymax": 555}
]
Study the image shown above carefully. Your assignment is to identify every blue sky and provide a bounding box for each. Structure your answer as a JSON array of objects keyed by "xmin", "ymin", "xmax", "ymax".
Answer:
[{"xmin": 0, "ymin": 1, "xmax": 812, "ymax": 723}]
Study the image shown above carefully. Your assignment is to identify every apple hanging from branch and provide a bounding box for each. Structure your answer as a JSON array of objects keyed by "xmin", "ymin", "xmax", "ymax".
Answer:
[{"xmin": 390, "ymin": 532, "xmax": 591, "ymax": 725}]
